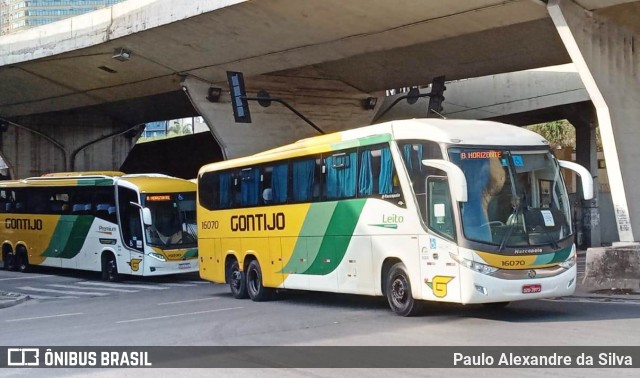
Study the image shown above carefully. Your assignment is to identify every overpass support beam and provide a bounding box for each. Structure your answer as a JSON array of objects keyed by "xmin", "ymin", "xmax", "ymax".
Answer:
[
  {"xmin": 180, "ymin": 73, "xmax": 380, "ymax": 160},
  {"xmin": 0, "ymin": 112, "xmax": 138, "ymax": 179},
  {"xmin": 549, "ymin": 0, "xmax": 640, "ymax": 291},
  {"xmin": 549, "ymin": 0, "xmax": 638, "ymax": 243}
]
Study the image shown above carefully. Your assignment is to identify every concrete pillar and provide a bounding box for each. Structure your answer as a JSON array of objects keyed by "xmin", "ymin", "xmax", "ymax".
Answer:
[
  {"xmin": 566, "ymin": 103, "xmax": 601, "ymax": 248},
  {"xmin": 549, "ymin": 0, "xmax": 640, "ymax": 291},
  {"xmin": 0, "ymin": 111, "xmax": 137, "ymax": 179},
  {"xmin": 180, "ymin": 73, "xmax": 381, "ymax": 159},
  {"xmin": 549, "ymin": 0, "xmax": 638, "ymax": 243}
]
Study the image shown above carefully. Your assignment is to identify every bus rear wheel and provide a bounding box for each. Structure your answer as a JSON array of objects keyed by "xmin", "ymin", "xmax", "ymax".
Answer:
[
  {"xmin": 228, "ymin": 260, "xmax": 248, "ymax": 299},
  {"xmin": 385, "ymin": 262, "xmax": 422, "ymax": 317},
  {"xmin": 2, "ymin": 250, "xmax": 16, "ymax": 271},
  {"xmin": 16, "ymin": 247, "xmax": 30, "ymax": 273},
  {"xmin": 246, "ymin": 260, "xmax": 273, "ymax": 302},
  {"xmin": 102, "ymin": 254, "xmax": 120, "ymax": 282}
]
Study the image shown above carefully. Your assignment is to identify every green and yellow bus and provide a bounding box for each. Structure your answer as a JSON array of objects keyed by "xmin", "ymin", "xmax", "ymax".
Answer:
[
  {"xmin": 196, "ymin": 119, "xmax": 592, "ymax": 316},
  {"xmin": 0, "ymin": 172, "xmax": 198, "ymax": 280}
]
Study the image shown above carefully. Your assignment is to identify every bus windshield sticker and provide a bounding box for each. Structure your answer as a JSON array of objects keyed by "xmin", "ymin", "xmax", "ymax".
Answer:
[
  {"xmin": 540, "ymin": 209, "xmax": 555, "ymax": 227},
  {"xmin": 512, "ymin": 155, "xmax": 524, "ymax": 166}
]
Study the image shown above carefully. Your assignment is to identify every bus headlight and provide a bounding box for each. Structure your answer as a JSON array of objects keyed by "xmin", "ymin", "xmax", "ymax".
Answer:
[
  {"xmin": 559, "ymin": 254, "xmax": 576, "ymax": 269},
  {"xmin": 148, "ymin": 252, "xmax": 166, "ymax": 262},
  {"xmin": 450, "ymin": 253, "xmax": 498, "ymax": 275}
]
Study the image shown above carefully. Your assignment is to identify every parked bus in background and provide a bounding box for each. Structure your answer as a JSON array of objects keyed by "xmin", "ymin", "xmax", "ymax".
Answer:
[
  {"xmin": 0, "ymin": 172, "xmax": 198, "ymax": 281},
  {"xmin": 196, "ymin": 119, "xmax": 593, "ymax": 316}
]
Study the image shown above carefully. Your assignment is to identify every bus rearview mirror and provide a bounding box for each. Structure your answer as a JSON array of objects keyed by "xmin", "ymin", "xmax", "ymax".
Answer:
[{"xmin": 142, "ymin": 208, "xmax": 152, "ymax": 226}]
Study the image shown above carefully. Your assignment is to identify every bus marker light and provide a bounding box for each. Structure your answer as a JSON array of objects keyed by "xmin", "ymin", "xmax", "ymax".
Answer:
[{"xmin": 475, "ymin": 285, "xmax": 487, "ymax": 295}]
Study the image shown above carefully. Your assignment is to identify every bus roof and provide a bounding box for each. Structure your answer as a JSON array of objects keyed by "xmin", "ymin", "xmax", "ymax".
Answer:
[
  {"xmin": 199, "ymin": 118, "xmax": 550, "ymax": 174},
  {"xmin": 40, "ymin": 171, "xmax": 126, "ymax": 178},
  {"xmin": 0, "ymin": 172, "xmax": 196, "ymax": 193},
  {"xmin": 121, "ymin": 175, "xmax": 196, "ymax": 193}
]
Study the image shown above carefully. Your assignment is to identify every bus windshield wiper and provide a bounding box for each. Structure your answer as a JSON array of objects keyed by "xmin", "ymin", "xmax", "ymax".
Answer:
[
  {"xmin": 498, "ymin": 200, "xmax": 521, "ymax": 253},
  {"xmin": 533, "ymin": 215, "xmax": 560, "ymax": 249}
]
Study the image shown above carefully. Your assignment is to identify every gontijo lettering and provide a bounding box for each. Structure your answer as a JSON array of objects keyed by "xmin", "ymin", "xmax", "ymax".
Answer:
[
  {"xmin": 231, "ymin": 213, "xmax": 285, "ymax": 231},
  {"xmin": 5, "ymin": 218, "xmax": 43, "ymax": 230}
]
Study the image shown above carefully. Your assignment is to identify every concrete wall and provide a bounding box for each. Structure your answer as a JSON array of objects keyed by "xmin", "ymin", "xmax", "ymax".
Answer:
[{"xmin": 0, "ymin": 111, "xmax": 135, "ymax": 179}]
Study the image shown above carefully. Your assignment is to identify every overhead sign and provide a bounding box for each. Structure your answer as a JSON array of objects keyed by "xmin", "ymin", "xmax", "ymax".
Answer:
[{"xmin": 226, "ymin": 71, "xmax": 252, "ymax": 123}]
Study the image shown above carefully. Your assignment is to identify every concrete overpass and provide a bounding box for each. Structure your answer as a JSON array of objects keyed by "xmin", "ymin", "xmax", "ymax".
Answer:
[{"xmin": 0, "ymin": 0, "xmax": 639, "ymax": 250}]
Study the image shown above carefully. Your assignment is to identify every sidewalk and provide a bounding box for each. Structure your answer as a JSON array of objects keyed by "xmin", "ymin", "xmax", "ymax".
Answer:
[
  {"xmin": 1, "ymin": 285, "xmax": 639, "ymax": 310},
  {"xmin": 0, "ymin": 291, "xmax": 29, "ymax": 309}
]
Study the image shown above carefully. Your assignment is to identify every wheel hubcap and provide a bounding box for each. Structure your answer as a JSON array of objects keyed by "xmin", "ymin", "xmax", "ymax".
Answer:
[
  {"xmin": 231, "ymin": 270, "xmax": 242, "ymax": 289},
  {"xmin": 391, "ymin": 277, "xmax": 407, "ymax": 304},
  {"xmin": 248, "ymin": 269, "xmax": 258, "ymax": 293}
]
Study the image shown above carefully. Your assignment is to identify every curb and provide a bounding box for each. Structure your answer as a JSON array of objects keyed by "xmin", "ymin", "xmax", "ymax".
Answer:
[{"xmin": 0, "ymin": 293, "xmax": 29, "ymax": 309}]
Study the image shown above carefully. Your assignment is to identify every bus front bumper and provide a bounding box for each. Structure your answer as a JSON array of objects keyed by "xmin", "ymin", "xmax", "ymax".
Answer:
[
  {"xmin": 459, "ymin": 264, "xmax": 577, "ymax": 304},
  {"xmin": 144, "ymin": 259, "xmax": 199, "ymax": 275}
]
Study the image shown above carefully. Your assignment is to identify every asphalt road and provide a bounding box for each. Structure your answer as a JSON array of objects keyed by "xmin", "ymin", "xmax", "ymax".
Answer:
[{"xmin": 0, "ymin": 263, "xmax": 638, "ymax": 377}]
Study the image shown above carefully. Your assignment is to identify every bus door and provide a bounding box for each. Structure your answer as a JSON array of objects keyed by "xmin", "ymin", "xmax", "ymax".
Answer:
[
  {"xmin": 117, "ymin": 187, "xmax": 144, "ymax": 275},
  {"xmin": 420, "ymin": 176, "xmax": 461, "ymax": 302}
]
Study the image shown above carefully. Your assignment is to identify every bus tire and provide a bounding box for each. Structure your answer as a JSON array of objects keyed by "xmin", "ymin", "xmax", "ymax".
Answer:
[
  {"xmin": 246, "ymin": 260, "xmax": 273, "ymax": 302},
  {"xmin": 2, "ymin": 249, "xmax": 16, "ymax": 271},
  {"xmin": 385, "ymin": 262, "xmax": 422, "ymax": 317},
  {"xmin": 229, "ymin": 260, "xmax": 248, "ymax": 299},
  {"xmin": 16, "ymin": 247, "xmax": 30, "ymax": 273},
  {"xmin": 102, "ymin": 253, "xmax": 121, "ymax": 282}
]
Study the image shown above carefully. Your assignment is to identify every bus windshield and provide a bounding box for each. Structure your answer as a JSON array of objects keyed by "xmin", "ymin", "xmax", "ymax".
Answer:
[
  {"xmin": 142, "ymin": 193, "xmax": 197, "ymax": 248},
  {"xmin": 448, "ymin": 148, "xmax": 572, "ymax": 248}
]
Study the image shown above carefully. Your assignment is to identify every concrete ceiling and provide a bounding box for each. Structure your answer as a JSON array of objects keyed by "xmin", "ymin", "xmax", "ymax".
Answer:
[{"xmin": 0, "ymin": 0, "xmax": 637, "ymax": 125}]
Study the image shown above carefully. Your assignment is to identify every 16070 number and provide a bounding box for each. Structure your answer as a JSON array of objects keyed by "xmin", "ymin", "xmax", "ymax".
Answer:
[{"xmin": 201, "ymin": 220, "xmax": 219, "ymax": 230}]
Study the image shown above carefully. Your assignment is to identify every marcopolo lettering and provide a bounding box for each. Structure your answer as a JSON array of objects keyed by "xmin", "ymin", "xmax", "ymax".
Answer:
[
  {"xmin": 5, "ymin": 218, "xmax": 43, "ymax": 231},
  {"xmin": 231, "ymin": 213, "xmax": 285, "ymax": 232}
]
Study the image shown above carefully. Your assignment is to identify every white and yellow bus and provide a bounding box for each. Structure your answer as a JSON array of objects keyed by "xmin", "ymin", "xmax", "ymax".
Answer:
[
  {"xmin": 0, "ymin": 172, "xmax": 198, "ymax": 280},
  {"xmin": 197, "ymin": 119, "xmax": 593, "ymax": 316}
]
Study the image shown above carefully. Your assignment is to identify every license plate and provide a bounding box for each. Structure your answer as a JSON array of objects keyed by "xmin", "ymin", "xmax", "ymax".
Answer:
[
  {"xmin": 522, "ymin": 284, "xmax": 541, "ymax": 294},
  {"xmin": 178, "ymin": 262, "xmax": 191, "ymax": 269}
]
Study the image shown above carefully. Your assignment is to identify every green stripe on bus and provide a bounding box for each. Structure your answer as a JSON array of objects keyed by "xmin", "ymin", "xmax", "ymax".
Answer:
[
  {"xmin": 330, "ymin": 134, "xmax": 391, "ymax": 151},
  {"xmin": 41, "ymin": 215, "xmax": 94, "ymax": 259},
  {"xmin": 280, "ymin": 202, "xmax": 336, "ymax": 274},
  {"xmin": 303, "ymin": 199, "xmax": 366, "ymax": 275},
  {"xmin": 75, "ymin": 178, "xmax": 114, "ymax": 186},
  {"xmin": 60, "ymin": 216, "xmax": 94, "ymax": 258},
  {"xmin": 533, "ymin": 245, "xmax": 572, "ymax": 265},
  {"xmin": 183, "ymin": 248, "xmax": 198, "ymax": 259}
]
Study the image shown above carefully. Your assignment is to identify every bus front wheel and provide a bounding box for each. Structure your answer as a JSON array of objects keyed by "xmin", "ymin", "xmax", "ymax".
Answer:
[
  {"xmin": 246, "ymin": 260, "xmax": 273, "ymax": 302},
  {"xmin": 228, "ymin": 260, "xmax": 248, "ymax": 299},
  {"xmin": 385, "ymin": 262, "xmax": 422, "ymax": 317},
  {"xmin": 102, "ymin": 254, "xmax": 120, "ymax": 282}
]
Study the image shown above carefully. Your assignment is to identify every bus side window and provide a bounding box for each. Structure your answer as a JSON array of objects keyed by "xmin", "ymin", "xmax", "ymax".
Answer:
[
  {"xmin": 92, "ymin": 187, "xmax": 116, "ymax": 221},
  {"xmin": 292, "ymin": 158, "xmax": 317, "ymax": 202},
  {"xmin": 240, "ymin": 167, "xmax": 260, "ymax": 206},
  {"xmin": 324, "ymin": 151, "xmax": 356, "ymax": 200},
  {"xmin": 28, "ymin": 190, "xmax": 49, "ymax": 214},
  {"xmin": 269, "ymin": 162, "xmax": 289, "ymax": 204},
  {"xmin": 358, "ymin": 145, "xmax": 397, "ymax": 197},
  {"xmin": 0, "ymin": 190, "xmax": 7, "ymax": 213},
  {"xmin": 117, "ymin": 187, "xmax": 144, "ymax": 252}
]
